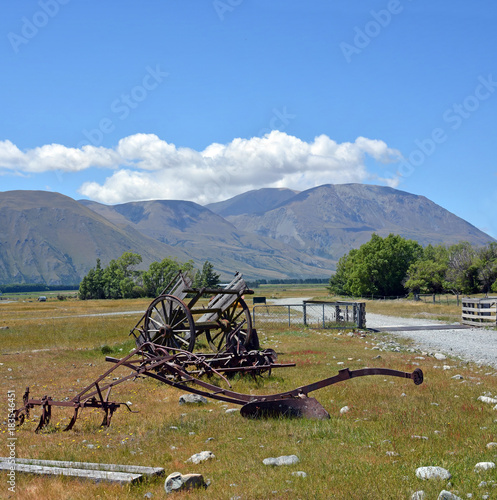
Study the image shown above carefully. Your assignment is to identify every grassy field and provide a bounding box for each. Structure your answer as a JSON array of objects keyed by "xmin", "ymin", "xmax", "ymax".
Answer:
[{"xmin": 1, "ymin": 291, "xmax": 496, "ymax": 499}]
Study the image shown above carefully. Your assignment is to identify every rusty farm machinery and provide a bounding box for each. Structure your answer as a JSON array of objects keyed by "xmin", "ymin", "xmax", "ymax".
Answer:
[{"xmin": 15, "ymin": 272, "xmax": 423, "ymax": 432}]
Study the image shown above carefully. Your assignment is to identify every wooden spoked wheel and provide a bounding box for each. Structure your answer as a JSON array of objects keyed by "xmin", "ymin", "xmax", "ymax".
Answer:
[
  {"xmin": 205, "ymin": 297, "xmax": 253, "ymax": 352},
  {"xmin": 143, "ymin": 295, "xmax": 196, "ymax": 352}
]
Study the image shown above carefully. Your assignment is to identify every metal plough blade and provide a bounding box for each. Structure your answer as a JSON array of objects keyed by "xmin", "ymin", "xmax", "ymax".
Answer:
[{"xmin": 240, "ymin": 397, "xmax": 331, "ymax": 420}]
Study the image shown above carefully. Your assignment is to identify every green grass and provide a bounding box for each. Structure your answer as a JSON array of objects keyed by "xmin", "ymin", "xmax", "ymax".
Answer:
[{"xmin": 1, "ymin": 292, "xmax": 496, "ymax": 499}]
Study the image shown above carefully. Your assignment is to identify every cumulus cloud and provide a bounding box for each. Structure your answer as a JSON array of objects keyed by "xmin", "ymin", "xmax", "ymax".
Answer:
[{"xmin": 0, "ymin": 132, "xmax": 402, "ymax": 204}]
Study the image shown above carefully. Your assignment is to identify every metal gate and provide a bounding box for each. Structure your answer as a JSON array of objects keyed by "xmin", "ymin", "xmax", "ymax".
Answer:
[{"xmin": 252, "ymin": 300, "xmax": 366, "ymax": 329}]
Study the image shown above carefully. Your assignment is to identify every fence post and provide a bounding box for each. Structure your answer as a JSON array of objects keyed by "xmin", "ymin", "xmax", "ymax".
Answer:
[
  {"xmin": 288, "ymin": 306, "xmax": 291, "ymax": 327},
  {"xmin": 303, "ymin": 303, "xmax": 307, "ymax": 326}
]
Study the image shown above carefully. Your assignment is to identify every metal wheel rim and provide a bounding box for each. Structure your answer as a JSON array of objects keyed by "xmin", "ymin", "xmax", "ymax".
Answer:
[
  {"xmin": 206, "ymin": 297, "xmax": 252, "ymax": 352},
  {"xmin": 143, "ymin": 295, "xmax": 196, "ymax": 352}
]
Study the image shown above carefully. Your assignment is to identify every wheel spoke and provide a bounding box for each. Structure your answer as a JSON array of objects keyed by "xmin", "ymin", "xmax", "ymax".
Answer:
[{"xmin": 173, "ymin": 335, "xmax": 190, "ymax": 347}]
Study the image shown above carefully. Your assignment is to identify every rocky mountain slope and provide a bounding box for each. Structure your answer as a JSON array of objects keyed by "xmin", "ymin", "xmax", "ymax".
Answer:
[
  {"xmin": 80, "ymin": 199, "xmax": 332, "ymax": 281},
  {"xmin": 211, "ymin": 184, "xmax": 494, "ymax": 261},
  {"xmin": 0, "ymin": 191, "xmax": 190, "ymax": 285},
  {"xmin": 205, "ymin": 188, "xmax": 299, "ymax": 216},
  {"xmin": 0, "ymin": 184, "xmax": 493, "ymax": 285}
]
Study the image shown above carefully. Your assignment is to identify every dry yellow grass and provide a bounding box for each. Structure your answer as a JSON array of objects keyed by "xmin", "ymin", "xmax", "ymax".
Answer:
[{"xmin": 1, "ymin": 294, "xmax": 496, "ymax": 499}]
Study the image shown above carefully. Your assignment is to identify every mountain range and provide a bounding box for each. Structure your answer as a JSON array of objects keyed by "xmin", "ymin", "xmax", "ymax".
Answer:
[{"xmin": 0, "ymin": 184, "xmax": 493, "ymax": 285}]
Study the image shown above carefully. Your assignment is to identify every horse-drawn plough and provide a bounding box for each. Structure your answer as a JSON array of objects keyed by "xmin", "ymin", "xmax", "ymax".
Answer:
[{"xmin": 15, "ymin": 272, "xmax": 423, "ymax": 432}]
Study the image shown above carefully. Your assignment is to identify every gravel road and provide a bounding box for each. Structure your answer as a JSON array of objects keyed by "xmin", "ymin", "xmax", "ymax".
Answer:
[{"xmin": 270, "ymin": 298, "xmax": 497, "ymax": 369}]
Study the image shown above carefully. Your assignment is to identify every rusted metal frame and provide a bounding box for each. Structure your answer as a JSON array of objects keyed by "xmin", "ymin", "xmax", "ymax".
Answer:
[
  {"xmin": 264, "ymin": 367, "xmax": 424, "ymax": 400},
  {"xmin": 70, "ymin": 348, "xmax": 144, "ymax": 403},
  {"xmin": 107, "ymin": 348, "xmax": 234, "ymax": 389},
  {"xmin": 118, "ymin": 363, "xmax": 423, "ymax": 408},
  {"xmin": 19, "ymin": 349, "xmax": 150, "ymax": 431}
]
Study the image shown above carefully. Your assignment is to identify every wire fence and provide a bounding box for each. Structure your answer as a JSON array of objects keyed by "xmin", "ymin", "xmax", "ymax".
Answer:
[
  {"xmin": 252, "ymin": 301, "xmax": 365, "ymax": 330},
  {"xmin": 335, "ymin": 293, "xmax": 486, "ymax": 306}
]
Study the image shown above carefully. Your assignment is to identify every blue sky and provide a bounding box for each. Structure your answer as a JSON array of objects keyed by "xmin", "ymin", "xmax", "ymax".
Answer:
[{"xmin": 1, "ymin": 0, "xmax": 496, "ymax": 237}]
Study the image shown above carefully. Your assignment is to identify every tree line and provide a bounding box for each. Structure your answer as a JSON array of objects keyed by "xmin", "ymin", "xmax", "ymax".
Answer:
[
  {"xmin": 78, "ymin": 253, "xmax": 221, "ymax": 300},
  {"xmin": 328, "ymin": 234, "xmax": 497, "ymax": 298}
]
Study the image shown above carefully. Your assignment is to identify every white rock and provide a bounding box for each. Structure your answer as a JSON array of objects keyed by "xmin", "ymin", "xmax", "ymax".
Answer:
[
  {"xmin": 164, "ymin": 472, "xmax": 207, "ymax": 494},
  {"xmin": 179, "ymin": 394, "xmax": 208, "ymax": 405},
  {"xmin": 291, "ymin": 471, "xmax": 307, "ymax": 478},
  {"xmin": 263, "ymin": 455, "xmax": 299, "ymax": 466},
  {"xmin": 434, "ymin": 353, "xmax": 447, "ymax": 360},
  {"xmin": 225, "ymin": 408, "xmax": 239, "ymax": 414},
  {"xmin": 451, "ymin": 375, "xmax": 464, "ymax": 380},
  {"xmin": 411, "ymin": 491, "xmax": 425, "ymax": 500},
  {"xmin": 340, "ymin": 406, "xmax": 350, "ymax": 415},
  {"xmin": 416, "ymin": 466, "xmax": 452, "ymax": 480},
  {"xmin": 437, "ymin": 491, "xmax": 462, "ymax": 500},
  {"xmin": 186, "ymin": 451, "xmax": 215, "ymax": 464},
  {"xmin": 478, "ymin": 396, "xmax": 497, "ymax": 404},
  {"xmin": 443, "ymin": 365, "xmax": 451, "ymax": 370},
  {"xmin": 486, "ymin": 442, "xmax": 497, "ymax": 449},
  {"xmin": 474, "ymin": 462, "xmax": 496, "ymax": 471},
  {"xmin": 164, "ymin": 472, "xmax": 183, "ymax": 494}
]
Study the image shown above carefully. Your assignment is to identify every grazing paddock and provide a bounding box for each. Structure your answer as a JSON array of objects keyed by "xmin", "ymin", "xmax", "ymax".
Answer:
[{"xmin": 1, "ymin": 295, "xmax": 496, "ymax": 499}]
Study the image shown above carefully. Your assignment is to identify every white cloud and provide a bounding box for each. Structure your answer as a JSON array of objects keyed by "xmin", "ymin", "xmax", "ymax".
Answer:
[{"xmin": 0, "ymin": 132, "xmax": 402, "ymax": 204}]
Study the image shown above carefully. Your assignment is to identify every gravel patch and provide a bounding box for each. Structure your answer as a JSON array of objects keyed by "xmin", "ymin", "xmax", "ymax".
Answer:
[
  {"xmin": 366, "ymin": 313, "xmax": 497, "ymax": 369},
  {"xmin": 269, "ymin": 298, "xmax": 497, "ymax": 369}
]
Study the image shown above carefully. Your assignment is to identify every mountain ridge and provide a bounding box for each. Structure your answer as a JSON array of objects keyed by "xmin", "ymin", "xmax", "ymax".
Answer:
[{"xmin": 0, "ymin": 184, "xmax": 493, "ymax": 285}]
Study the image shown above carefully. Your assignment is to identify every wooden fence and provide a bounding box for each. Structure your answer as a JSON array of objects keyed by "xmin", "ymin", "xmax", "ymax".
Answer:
[{"xmin": 461, "ymin": 297, "xmax": 497, "ymax": 327}]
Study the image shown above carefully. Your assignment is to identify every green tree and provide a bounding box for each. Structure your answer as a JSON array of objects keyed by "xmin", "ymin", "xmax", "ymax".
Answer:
[
  {"xmin": 475, "ymin": 243, "xmax": 497, "ymax": 293},
  {"xmin": 405, "ymin": 245, "xmax": 449, "ymax": 294},
  {"xmin": 143, "ymin": 258, "xmax": 181, "ymax": 296},
  {"xmin": 328, "ymin": 234, "xmax": 422, "ymax": 297},
  {"xmin": 78, "ymin": 258, "xmax": 105, "ymax": 300},
  {"xmin": 196, "ymin": 261, "xmax": 220, "ymax": 288},
  {"xmin": 328, "ymin": 251, "xmax": 355, "ymax": 295},
  {"xmin": 445, "ymin": 242, "xmax": 479, "ymax": 294},
  {"xmin": 102, "ymin": 259, "xmax": 124, "ymax": 299}
]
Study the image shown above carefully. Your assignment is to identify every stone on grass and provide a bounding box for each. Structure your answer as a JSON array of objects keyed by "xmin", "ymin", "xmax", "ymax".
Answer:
[
  {"xmin": 474, "ymin": 462, "xmax": 495, "ymax": 472},
  {"xmin": 179, "ymin": 394, "xmax": 207, "ymax": 405},
  {"xmin": 486, "ymin": 442, "xmax": 497, "ymax": 449},
  {"xmin": 478, "ymin": 396, "xmax": 497, "ymax": 404},
  {"xmin": 451, "ymin": 375, "xmax": 464, "ymax": 380},
  {"xmin": 411, "ymin": 491, "xmax": 425, "ymax": 500},
  {"xmin": 291, "ymin": 471, "xmax": 307, "ymax": 478},
  {"xmin": 225, "ymin": 408, "xmax": 239, "ymax": 414},
  {"xmin": 164, "ymin": 472, "xmax": 207, "ymax": 494},
  {"xmin": 434, "ymin": 353, "xmax": 447, "ymax": 361},
  {"xmin": 186, "ymin": 451, "xmax": 215, "ymax": 464},
  {"xmin": 437, "ymin": 490, "xmax": 462, "ymax": 500},
  {"xmin": 415, "ymin": 466, "xmax": 452, "ymax": 480},
  {"xmin": 263, "ymin": 455, "xmax": 299, "ymax": 466},
  {"xmin": 340, "ymin": 406, "xmax": 350, "ymax": 415}
]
